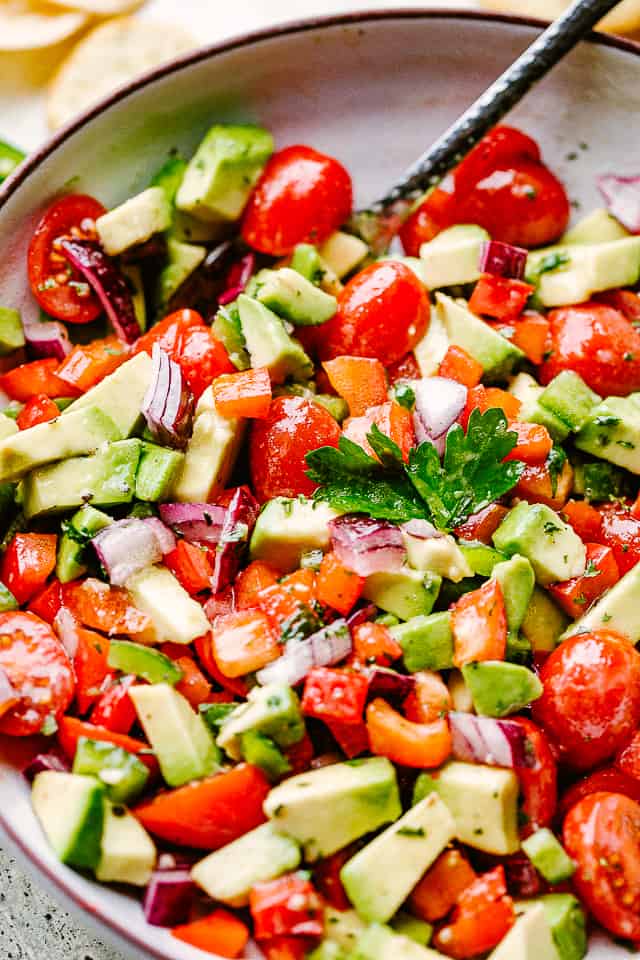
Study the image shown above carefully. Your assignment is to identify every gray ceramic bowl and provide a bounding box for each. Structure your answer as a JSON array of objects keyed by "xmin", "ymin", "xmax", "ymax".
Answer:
[{"xmin": 0, "ymin": 10, "xmax": 638, "ymax": 959}]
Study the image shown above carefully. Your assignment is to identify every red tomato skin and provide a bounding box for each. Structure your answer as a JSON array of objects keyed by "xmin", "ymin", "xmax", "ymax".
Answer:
[
  {"xmin": 540, "ymin": 302, "xmax": 640, "ymax": 397},
  {"xmin": 27, "ymin": 195, "xmax": 106, "ymax": 323},
  {"xmin": 598, "ymin": 505, "xmax": 640, "ymax": 576},
  {"xmin": 563, "ymin": 792, "xmax": 640, "ymax": 941},
  {"xmin": 558, "ymin": 766, "xmax": 640, "ymax": 819},
  {"xmin": 509, "ymin": 717, "xmax": 558, "ymax": 833},
  {"xmin": 242, "ymin": 145, "xmax": 353, "ymax": 255},
  {"xmin": 16, "ymin": 394, "xmax": 59, "ymax": 430},
  {"xmin": 249, "ymin": 395, "xmax": 341, "ymax": 503},
  {"xmin": 0, "ymin": 612, "xmax": 75, "ymax": 736},
  {"xmin": 532, "ymin": 630, "xmax": 640, "ymax": 770},
  {"xmin": 178, "ymin": 326, "xmax": 235, "ymax": 399},
  {"xmin": 319, "ymin": 261, "xmax": 430, "ymax": 366},
  {"xmin": 452, "ymin": 126, "xmax": 541, "ymax": 194}
]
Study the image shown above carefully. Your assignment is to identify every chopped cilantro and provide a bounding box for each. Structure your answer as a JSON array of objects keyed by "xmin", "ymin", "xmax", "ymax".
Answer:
[
  {"xmin": 583, "ymin": 559, "xmax": 600, "ymax": 578},
  {"xmin": 397, "ymin": 826, "xmax": 426, "ymax": 838},
  {"xmin": 530, "ymin": 251, "xmax": 570, "ymax": 279},
  {"xmin": 546, "ymin": 446, "xmax": 566, "ymax": 497}
]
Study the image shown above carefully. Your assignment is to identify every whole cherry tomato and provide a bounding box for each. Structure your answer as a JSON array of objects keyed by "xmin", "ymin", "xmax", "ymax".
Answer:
[
  {"xmin": 249, "ymin": 395, "xmax": 341, "ymax": 502},
  {"xmin": 0, "ymin": 611, "xmax": 75, "ymax": 736},
  {"xmin": 509, "ymin": 717, "xmax": 557, "ymax": 834},
  {"xmin": 27, "ymin": 194, "xmax": 106, "ymax": 323},
  {"xmin": 563, "ymin": 792, "xmax": 640, "ymax": 941},
  {"xmin": 319, "ymin": 261, "xmax": 430, "ymax": 365},
  {"xmin": 242, "ymin": 145, "xmax": 353, "ymax": 255},
  {"xmin": 532, "ymin": 630, "xmax": 640, "ymax": 770},
  {"xmin": 539, "ymin": 302, "xmax": 640, "ymax": 397},
  {"xmin": 598, "ymin": 504, "xmax": 640, "ymax": 576}
]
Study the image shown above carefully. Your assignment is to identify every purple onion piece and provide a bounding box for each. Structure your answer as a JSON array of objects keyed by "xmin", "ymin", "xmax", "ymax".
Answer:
[
  {"xmin": 256, "ymin": 619, "xmax": 352, "ymax": 687},
  {"xmin": 478, "ymin": 239, "xmax": 528, "ymax": 280},
  {"xmin": 92, "ymin": 518, "xmax": 167, "ymax": 586},
  {"xmin": 210, "ymin": 486, "xmax": 260, "ymax": 594},
  {"xmin": 60, "ymin": 237, "xmax": 141, "ymax": 343},
  {"xmin": 346, "ymin": 603, "xmax": 378, "ymax": 631},
  {"xmin": 449, "ymin": 711, "xmax": 532, "ymax": 769},
  {"xmin": 218, "ymin": 252, "xmax": 256, "ymax": 306},
  {"xmin": 413, "ymin": 377, "xmax": 467, "ymax": 451},
  {"xmin": 23, "ymin": 318, "xmax": 72, "ymax": 361},
  {"xmin": 158, "ymin": 502, "xmax": 227, "ymax": 545},
  {"xmin": 54, "ymin": 607, "xmax": 80, "ymax": 657},
  {"xmin": 143, "ymin": 517, "xmax": 176, "ymax": 556},
  {"xmin": 367, "ymin": 667, "xmax": 415, "ymax": 703},
  {"xmin": 143, "ymin": 869, "xmax": 195, "ymax": 927},
  {"xmin": 503, "ymin": 853, "xmax": 544, "ymax": 898},
  {"xmin": 23, "ymin": 752, "xmax": 70, "ymax": 782},
  {"xmin": 141, "ymin": 344, "xmax": 194, "ymax": 450},
  {"xmin": 402, "ymin": 518, "xmax": 441, "ymax": 540},
  {"xmin": 329, "ymin": 514, "xmax": 406, "ymax": 577},
  {"xmin": 597, "ymin": 174, "xmax": 640, "ymax": 233}
]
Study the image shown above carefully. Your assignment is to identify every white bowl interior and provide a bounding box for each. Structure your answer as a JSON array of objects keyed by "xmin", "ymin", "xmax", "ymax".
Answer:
[{"xmin": 1, "ymin": 11, "xmax": 638, "ymax": 959}]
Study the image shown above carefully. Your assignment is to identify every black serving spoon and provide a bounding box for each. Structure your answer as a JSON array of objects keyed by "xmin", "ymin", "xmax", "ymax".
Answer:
[{"xmin": 353, "ymin": 0, "xmax": 624, "ymax": 252}]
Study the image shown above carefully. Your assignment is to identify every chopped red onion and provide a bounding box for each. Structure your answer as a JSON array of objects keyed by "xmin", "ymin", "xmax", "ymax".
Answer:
[
  {"xmin": 449, "ymin": 711, "xmax": 532, "ymax": 769},
  {"xmin": 218, "ymin": 252, "xmax": 256, "ymax": 306},
  {"xmin": 346, "ymin": 603, "xmax": 378, "ymax": 631},
  {"xmin": 413, "ymin": 377, "xmax": 467, "ymax": 452},
  {"xmin": 366, "ymin": 667, "xmax": 415, "ymax": 703},
  {"xmin": 158, "ymin": 501, "xmax": 226, "ymax": 545},
  {"xmin": 92, "ymin": 518, "xmax": 173, "ymax": 586},
  {"xmin": 479, "ymin": 240, "xmax": 528, "ymax": 280},
  {"xmin": 203, "ymin": 588, "xmax": 236, "ymax": 621},
  {"xmin": 60, "ymin": 237, "xmax": 141, "ymax": 343},
  {"xmin": 597, "ymin": 174, "xmax": 640, "ymax": 233},
  {"xmin": 0, "ymin": 665, "xmax": 17, "ymax": 713},
  {"xmin": 54, "ymin": 607, "xmax": 80, "ymax": 658},
  {"xmin": 143, "ymin": 517, "xmax": 177, "ymax": 556},
  {"xmin": 23, "ymin": 752, "xmax": 70, "ymax": 782},
  {"xmin": 143, "ymin": 869, "xmax": 195, "ymax": 927},
  {"xmin": 402, "ymin": 519, "xmax": 441, "ymax": 540},
  {"xmin": 141, "ymin": 344, "xmax": 194, "ymax": 450},
  {"xmin": 503, "ymin": 853, "xmax": 544, "ymax": 898},
  {"xmin": 329, "ymin": 515, "xmax": 406, "ymax": 576},
  {"xmin": 23, "ymin": 318, "xmax": 72, "ymax": 361},
  {"xmin": 256, "ymin": 620, "xmax": 351, "ymax": 687},
  {"xmin": 210, "ymin": 486, "xmax": 259, "ymax": 594}
]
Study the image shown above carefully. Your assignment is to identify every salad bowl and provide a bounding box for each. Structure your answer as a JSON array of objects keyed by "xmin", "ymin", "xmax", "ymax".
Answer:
[{"xmin": 0, "ymin": 9, "xmax": 639, "ymax": 960}]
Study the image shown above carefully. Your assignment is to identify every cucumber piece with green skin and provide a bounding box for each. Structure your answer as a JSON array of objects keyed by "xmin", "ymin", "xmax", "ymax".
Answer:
[
  {"xmin": 521, "ymin": 828, "xmax": 576, "ymax": 884},
  {"xmin": 212, "ymin": 302, "xmax": 250, "ymax": 371},
  {"xmin": 108, "ymin": 640, "xmax": 182, "ymax": 685},
  {"xmin": 462, "ymin": 661, "xmax": 543, "ymax": 717},
  {"xmin": 199, "ymin": 701, "xmax": 236, "ymax": 735},
  {"xmin": 72, "ymin": 737, "xmax": 150, "ymax": 805},
  {"xmin": 0, "ymin": 307, "xmax": 25, "ymax": 355},
  {"xmin": 240, "ymin": 729, "xmax": 291, "ymax": 781},
  {"xmin": 56, "ymin": 504, "xmax": 113, "ymax": 584},
  {"xmin": 255, "ymin": 267, "xmax": 338, "ymax": 326},
  {"xmin": 529, "ymin": 895, "xmax": 587, "ymax": 960},
  {"xmin": 290, "ymin": 243, "xmax": 327, "ymax": 284},
  {"xmin": 31, "ymin": 771, "xmax": 105, "ymax": 870},
  {"xmin": 135, "ymin": 442, "xmax": 184, "ymax": 502},
  {"xmin": 538, "ymin": 370, "xmax": 600, "ymax": 431}
]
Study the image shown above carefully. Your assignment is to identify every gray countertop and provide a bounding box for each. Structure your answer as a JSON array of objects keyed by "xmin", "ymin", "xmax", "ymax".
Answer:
[{"xmin": 1, "ymin": 846, "xmax": 122, "ymax": 960}]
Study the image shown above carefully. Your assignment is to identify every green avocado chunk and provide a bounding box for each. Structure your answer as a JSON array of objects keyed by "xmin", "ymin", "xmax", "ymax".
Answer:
[
  {"xmin": 539, "ymin": 370, "xmax": 600, "ymax": 431},
  {"xmin": 0, "ymin": 307, "xmax": 25, "ymax": 355},
  {"xmin": 575, "ymin": 393, "xmax": 640, "ymax": 474},
  {"xmin": 31, "ymin": 771, "xmax": 105, "ymax": 870},
  {"xmin": 435, "ymin": 293, "xmax": 524, "ymax": 382},
  {"xmin": 492, "ymin": 554, "xmax": 535, "ymax": 634},
  {"xmin": 107, "ymin": 640, "xmax": 183, "ymax": 685},
  {"xmin": 237, "ymin": 294, "xmax": 313, "ymax": 384},
  {"xmin": 255, "ymin": 267, "xmax": 338, "ymax": 325},
  {"xmin": 363, "ymin": 569, "xmax": 441, "ymax": 621},
  {"xmin": 135, "ymin": 442, "xmax": 184, "ymax": 502},
  {"xmin": 520, "ymin": 586, "xmax": 569, "ymax": 653},
  {"xmin": 390, "ymin": 611, "xmax": 454, "ymax": 672},
  {"xmin": 462, "ymin": 661, "xmax": 543, "ymax": 717},
  {"xmin": 56, "ymin": 504, "xmax": 113, "ymax": 583},
  {"xmin": 493, "ymin": 502, "xmax": 586, "ymax": 586},
  {"xmin": 217, "ymin": 683, "xmax": 305, "ymax": 761},
  {"xmin": 521, "ymin": 828, "xmax": 576, "ymax": 884}
]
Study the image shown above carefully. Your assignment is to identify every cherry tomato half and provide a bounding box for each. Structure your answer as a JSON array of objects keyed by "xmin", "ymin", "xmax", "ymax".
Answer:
[
  {"xmin": 0, "ymin": 611, "xmax": 75, "ymax": 736},
  {"xmin": 319, "ymin": 261, "xmax": 430, "ymax": 366},
  {"xmin": 249, "ymin": 395, "xmax": 341, "ymax": 503},
  {"xmin": 242, "ymin": 145, "xmax": 353, "ymax": 255},
  {"xmin": 27, "ymin": 194, "xmax": 106, "ymax": 323},
  {"xmin": 532, "ymin": 630, "xmax": 640, "ymax": 770},
  {"xmin": 598, "ymin": 504, "xmax": 640, "ymax": 577},
  {"xmin": 563, "ymin": 792, "xmax": 640, "ymax": 941}
]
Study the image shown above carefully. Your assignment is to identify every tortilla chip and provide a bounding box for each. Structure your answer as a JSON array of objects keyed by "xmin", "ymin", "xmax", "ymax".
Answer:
[{"xmin": 0, "ymin": 0, "xmax": 88, "ymax": 51}]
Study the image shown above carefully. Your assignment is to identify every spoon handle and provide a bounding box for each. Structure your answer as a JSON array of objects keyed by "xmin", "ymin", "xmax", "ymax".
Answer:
[{"xmin": 374, "ymin": 0, "xmax": 622, "ymax": 212}]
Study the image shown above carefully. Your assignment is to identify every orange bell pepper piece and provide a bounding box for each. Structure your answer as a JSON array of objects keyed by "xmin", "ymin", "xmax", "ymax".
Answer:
[
  {"xmin": 438, "ymin": 345, "xmax": 483, "ymax": 388},
  {"xmin": 0, "ymin": 357, "xmax": 79, "ymax": 402},
  {"xmin": 235, "ymin": 560, "xmax": 280, "ymax": 610},
  {"xmin": 213, "ymin": 366, "xmax": 272, "ymax": 419},
  {"xmin": 351, "ymin": 621, "xmax": 402, "ymax": 667},
  {"xmin": 468, "ymin": 274, "xmax": 534, "ymax": 323},
  {"xmin": 404, "ymin": 670, "xmax": 452, "ymax": 724},
  {"xmin": 504, "ymin": 421, "xmax": 553, "ymax": 465},
  {"xmin": 256, "ymin": 568, "xmax": 317, "ymax": 629},
  {"xmin": 451, "ymin": 578, "xmax": 507, "ymax": 667},
  {"xmin": 433, "ymin": 867, "xmax": 516, "ymax": 959},
  {"xmin": 489, "ymin": 311, "xmax": 550, "ymax": 365},
  {"xmin": 316, "ymin": 551, "xmax": 364, "ymax": 615},
  {"xmin": 461, "ymin": 385, "xmax": 522, "ymax": 429},
  {"xmin": 409, "ymin": 849, "xmax": 477, "ymax": 923},
  {"xmin": 57, "ymin": 335, "xmax": 127, "ymax": 393},
  {"xmin": 172, "ymin": 908, "xmax": 249, "ymax": 957},
  {"xmin": 322, "ymin": 356, "xmax": 388, "ymax": 417},
  {"xmin": 63, "ymin": 578, "xmax": 151, "ymax": 636},
  {"xmin": 366, "ymin": 697, "xmax": 451, "ymax": 768},
  {"xmin": 211, "ymin": 609, "xmax": 280, "ymax": 678}
]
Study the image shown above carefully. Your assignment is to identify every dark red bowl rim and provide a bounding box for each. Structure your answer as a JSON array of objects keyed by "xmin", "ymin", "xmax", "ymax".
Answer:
[{"xmin": 1, "ymin": 7, "xmax": 639, "ymax": 958}]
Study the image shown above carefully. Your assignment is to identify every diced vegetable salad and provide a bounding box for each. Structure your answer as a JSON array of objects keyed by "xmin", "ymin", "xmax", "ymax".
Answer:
[{"xmin": 2, "ymin": 122, "xmax": 640, "ymax": 960}]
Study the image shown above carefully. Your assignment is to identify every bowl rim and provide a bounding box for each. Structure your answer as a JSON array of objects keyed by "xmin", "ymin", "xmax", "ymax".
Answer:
[{"xmin": 1, "ymin": 7, "xmax": 640, "ymax": 958}]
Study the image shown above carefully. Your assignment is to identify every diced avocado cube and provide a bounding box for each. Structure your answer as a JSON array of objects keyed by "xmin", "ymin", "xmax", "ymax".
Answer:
[
  {"xmin": 539, "ymin": 371, "xmax": 600, "ymax": 431},
  {"xmin": 434, "ymin": 761, "xmax": 520, "ymax": 854},
  {"xmin": 96, "ymin": 187, "xmax": 171, "ymax": 256},
  {"xmin": 403, "ymin": 531, "xmax": 473, "ymax": 582},
  {"xmin": 135, "ymin": 442, "xmax": 184, "ymax": 502},
  {"xmin": 462, "ymin": 661, "xmax": 543, "ymax": 717},
  {"xmin": 412, "ymin": 773, "xmax": 438, "ymax": 806},
  {"xmin": 125, "ymin": 565, "xmax": 210, "ymax": 645},
  {"xmin": 414, "ymin": 305, "xmax": 450, "ymax": 377},
  {"xmin": 391, "ymin": 914, "xmax": 433, "ymax": 947},
  {"xmin": 130, "ymin": 683, "xmax": 220, "ymax": 787},
  {"xmin": 176, "ymin": 123, "xmax": 273, "ymax": 222},
  {"xmin": 155, "ymin": 237, "xmax": 206, "ymax": 310},
  {"xmin": 522, "ymin": 828, "xmax": 576, "ymax": 884},
  {"xmin": 492, "ymin": 555, "xmax": 535, "ymax": 634},
  {"xmin": 0, "ymin": 581, "xmax": 17, "ymax": 611},
  {"xmin": 489, "ymin": 903, "xmax": 557, "ymax": 960},
  {"xmin": 250, "ymin": 496, "xmax": 339, "ymax": 573},
  {"xmin": 255, "ymin": 267, "xmax": 338, "ymax": 326},
  {"xmin": 217, "ymin": 683, "xmax": 305, "ymax": 760},
  {"xmin": 107, "ymin": 639, "xmax": 182, "ymax": 685},
  {"xmin": 521, "ymin": 586, "xmax": 569, "ymax": 653},
  {"xmin": 575, "ymin": 394, "xmax": 640, "ymax": 474},
  {"xmin": 436, "ymin": 293, "xmax": 524, "ymax": 382},
  {"xmin": 363, "ymin": 569, "xmax": 441, "ymax": 621},
  {"xmin": 240, "ymin": 729, "xmax": 291, "ymax": 781},
  {"xmin": 73, "ymin": 737, "xmax": 149, "ymax": 805},
  {"xmin": 390, "ymin": 611, "xmax": 454, "ymax": 672},
  {"xmin": 561, "ymin": 561, "xmax": 640, "ymax": 643},
  {"xmin": 493, "ymin": 502, "xmax": 586, "ymax": 586},
  {"xmin": 324, "ymin": 908, "xmax": 367, "ymax": 952},
  {"xmin": 31, "ymin": 771, "xmax": 105, "ymax": 870},
  {"xmin": 509, "ymin": 373, "xmax": 570, "ymax": 443},
  {"xmin": 191, "ymin": 821, "xmax": 301, "ymax": 906},
  {"xmin": 530, "ymin": 895, "xmax": 588, "ymax": 960},
  {"xmin": 419, "ymin": 224, "xmax": 489, "ymax": 289},
  {"xmin": 572, "ymin": 458, "xmax": 629, "ymax": 502},
  {"xmin": 319, "ymin": 231, "xmax": 368, "ymax": 279},
  {"xmin": 353, "ymin": 923, "xmax": 445, "ymax": 960},
  {"xmin": 0, "ymin": 139, "xmax": 25, "ymax": 183},
  {"xmin": 170, "ymin": 384, "xmax": 245, "ymax": 502},
  {"xmin": 528, "ymin": 237, "xmax": 640, "ymax": 307},
  {"xmin": 0, "ymin": 307, "xmax": 25, "ymax": 355},
  {"xmin": 458, "ymin": 541, "xmax": 506, "ymax": 576},
  {"xmin": 562, "ymin": 207, "xmax": 629, "ymax": 245},
  {"xmin": 95, "ymin": 800, "xmax": 156, "ymax": 886},
  {"xmin": 56, "ymin": 504, "xmax": 113, "ymax": 583},
  {"xmin": 264, "ymin": 757, "xmax": 402, "ymax": 861},
  {"xmin": 238, "ymin": 294, "xmax": 313, "ymax": 383},
  {"xmin": 22, "ymin": 439, "xmax": 142, "ymax": 519},
  {"xmin": 66, "ymin": 352, "xmax": 153, "ymax": 437},
  {"xmin": 341, "ymin": 792, "xmax": 456, "ymax": 923},
  {"xmin": 0, "ymin": 405, "xmax": 121, "ymax": 482}
]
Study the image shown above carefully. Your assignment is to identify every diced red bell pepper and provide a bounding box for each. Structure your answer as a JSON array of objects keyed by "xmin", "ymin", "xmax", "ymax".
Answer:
[
  {"xmin": 488, "ymin": 311, "xmax": 550, "ymax": 365},
  {"xmin": 211, "ymin": 610, "xmax": 280, "ymax": 678},
  {"xmin": 89, "ymin": 676, "xmax": 137, "ymax": 734},
  {"xmin": 316, "ymin": 551, "xmax": 364, "ymax": 615},
  {"xmin": 342, "ymin": 400, "xmax": 415, "ymax": 462},
  {"xmin": 66, "ymin": 618, "xmax": 111, "ymax": 714},
  {"xmin": 57, "ymin": 716, "xmax": 158, "ymax": 773},
  {"xmin": 326, "ymin": 718, "xmax": 370, "ymax": 758},
  {"xmin": 598, "ymin": 504, "xmax": 640, "ymax": 575},
  {"xmin": 455, "ymin": 503, "xmax": 509, "ymax": 544},
  {"xmin": 0, "ymin": 357, "xmax": 79, "ymax": 402},
  {"xmin": 172, "ymin": 655, "xmax": 212, "ymax": 708},
  {"xmin": 433, "ymin": 866, "xmax": 516, "ymax": 959},
  {"xmin": 314, "ymin": 846, "xmax": 355, "ymax": 910},
  {"xmin": 172, "ymin": 908, "xmax": 249, "ymax": 958},
  {"xmin": 301, "ymin": 667, "xmax": 369, "ymax": 726},
  {"xmin": 469, "ymin": 273, "xmax": 534, "ymax": 323},
  {"xmin": 0, "ymin": 532, "xmax": 57, "ymax": 605},
  {"xmin": 350, "ymin": 621, "xmax": 402, "ymax": 668},
  {"xmin": 451, "ymin": 578, "xmax": 507, "ymax": 667},
  {"xmin": 562, "ymin": 499, "xmax": 603, "ymax": 541},
  {"xmin": 16, "ymin": 393, "xmax": 59, "ymax": 430},
  {"xmin": 63, "ymin": 578, "xmax": 151, "ymax": 636},
  {"xmin": 367, "ymin": 698, "xmax": 451, "ymax": 768},
  {"xmin": 322, "ymin": 356, "xmax": 388, "ymax": 417},
  {"xmin": 165, "ymin": 540, "xmax": 213, "ymax": 595},
  {"xmin": 461, "ymin": 385, "xmax": 522, "ymax": 429},
  {"xmin": 194, "ymin": 631, "xmax": 249, "ymax": 697},
  {"xmin": 410, "ymin": 849, "xmax": 477, "ymax": 923},
  {"xmin": 438, "ymin": 345, "xmax": 483, "ymax": 388},
  {"xmin": 283, "ymin": 732, "xmax": 314, "ymax": 775},
  {"xmin": 56, "ymin": 334, "xmax": 127, "ymax": 393},
  {"xmin": 548, "ymin": 542, "xmax": 620, "ymax": 618},
  {"xmin": 235, "ymin": 561, "xmax": 279, "ymax": 610},
  {"xmin": 213, "ymin": 366, "xmax": 272, "ymax": 419},
  {"xmin": 250, "ymin": 873, "xmax": 324, "ymax": 940},
  {"xmin": 256, "ymin": 568, "xmax": 317, "ymax": 630},
  {"xmin": 504, "ymin": 421, "xmax": 553, "ymax": 465},
  {"xmin": 27, "ymin": 578, "xmax": 65, "ymax": 623},
  {"xmin": 134, "ymin": 764, "xmax": 270, "ymax": 849}
]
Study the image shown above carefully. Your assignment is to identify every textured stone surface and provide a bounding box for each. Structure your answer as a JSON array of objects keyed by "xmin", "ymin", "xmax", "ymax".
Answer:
[{"xmin": 0, "ymin": 847, "xmax": 122, "ymax": 960}]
